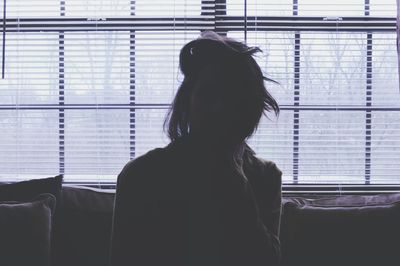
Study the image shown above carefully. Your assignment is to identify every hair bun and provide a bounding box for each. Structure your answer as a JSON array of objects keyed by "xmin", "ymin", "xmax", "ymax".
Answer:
[
  {"xmin": 179, "ymin": 38, "xmax": 231, "ymax": 77},
  {"xmin": 179, "ymin": 32, "xmax": 259, "ymax": 78}
]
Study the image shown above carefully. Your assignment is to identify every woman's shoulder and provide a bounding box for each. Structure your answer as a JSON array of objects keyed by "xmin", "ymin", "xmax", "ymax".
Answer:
[
  {"xmin": 243, "ymin": 148, "xmax": 282, "ymax": 186},
  {"xmin": 118, "ymin": 147, "xmax": 170, "ymax": 182},
  {"xmin": 257, "ymin": 157, "xmax": 282, "ymax": 179},
  {"xmin": 244, "ymin": 146, "xmax": 282, "ymax": 174}
]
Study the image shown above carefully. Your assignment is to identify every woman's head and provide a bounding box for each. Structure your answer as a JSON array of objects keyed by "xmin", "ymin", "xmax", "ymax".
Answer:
[{"xmin": 165, "ymin": 31, "xmax": 279, "ymax": 144}]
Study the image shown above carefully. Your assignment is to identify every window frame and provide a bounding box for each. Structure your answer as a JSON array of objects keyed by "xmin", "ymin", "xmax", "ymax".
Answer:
[{"xmin": 0, "ymin": 0, "xmax": 398, "ymax": 193}]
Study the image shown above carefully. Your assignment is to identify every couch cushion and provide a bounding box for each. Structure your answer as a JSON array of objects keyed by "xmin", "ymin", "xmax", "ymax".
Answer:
[
  {"xmin": 54, "ymin": 186, "xmax": 115, "ymax": 266},
  {"xmin": 0, "ymin": 175, "xmax": 64, "ymax": 264},
  {"xmin": 0, "ymin": 194, "xmax": 56, "ymax": 266},
  {"xmin": 298, "ymin": 193, "xmax": 400, "ymax": 207},
  {"xmin": 281, "ymin": 194, "xmax": 400, "ymax": 266},
  {"xmin": 0, "ymin": 175, "xmax": 63, "ymax": 211}
]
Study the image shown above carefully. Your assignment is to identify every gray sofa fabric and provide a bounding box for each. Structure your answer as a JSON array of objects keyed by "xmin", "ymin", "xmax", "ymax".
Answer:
[
  {"xmin": 281, "ymin": 194, "xmax": 400, "ymax": 266},
  {"xmin": 54, "ymin": 186, "xmax": 114, "ymax": 266},
  {"xmin": 55, "ymin": 186, "xmax": 400, "ymax": 266}
]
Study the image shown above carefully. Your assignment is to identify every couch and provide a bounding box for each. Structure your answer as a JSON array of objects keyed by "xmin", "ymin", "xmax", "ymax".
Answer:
[
  {"xmin": 1, "ymin": 178, "xmax": 399, "ymax": 266},
  {"xmin": 55, "ymin": 185, "xmax": 400, "ymax": 266}
]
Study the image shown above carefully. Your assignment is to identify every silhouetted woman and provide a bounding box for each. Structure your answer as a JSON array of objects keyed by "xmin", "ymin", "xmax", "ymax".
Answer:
[{"xmin": 110, "ymin": 31, "xmax": 282, "ymax": 266}]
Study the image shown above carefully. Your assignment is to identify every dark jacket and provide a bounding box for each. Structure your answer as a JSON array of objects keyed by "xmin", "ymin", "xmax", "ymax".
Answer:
[{"xmin": 110, "ymin": 137, "xmax": 282, "ymax": 266}]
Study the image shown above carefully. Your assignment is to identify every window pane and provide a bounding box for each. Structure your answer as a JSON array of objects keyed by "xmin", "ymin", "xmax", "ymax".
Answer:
[
  {"xmin": 299, "ymin": 0, "xmax": 364, "ymax": 16},
  {"xmin": 135, "ymin": 31, "xmax": 199, "ymax": 104},
  {"xmin": 135, "ymin": 108, "xmax": 169, "ymax": 157},
  {"xmin": 371, "ymin": 112, "xmax": 400, "ymax": 184},
  {"xmin": 372, "ymin": 33, "xmax": 400, "ymax": 106},
  {"xmin": 0, "ymin": 33, "xmax": 59, "ymax": 105},
  {"xmin": 64, "ymin": 109, "xmax": 130, "ymax": 181},
  {"xmin": 299, "ymin": 111, "xmax": 365, "ymax": 183},
  {"xmin": 65, "ymin": 0, "xmax": 130, "ymax": 17},
  {"xmin": 135, "ymin": 0, "xmax": 200, "ymax": 16},
  {"xmin": 249, "ymin": 111, "xmax": 294, "ymax": 184},
  {"xmin": 64, "ymin": 32, "xmax": 130, "ymax": 104},
  {"xmin": 300, "ymin": 32, "xmax": 366, "ymax": 106},
  {"xmin": 0, "ymin": 110, "xmax": 59, "ymax": 180},
  {"xmin": 369, "ymin": 0, "xmax": 397, "ymax": 17},
  {"xmin": 6, "ymin": 0, "xmax": 60, "ymax": 17},
  {"xmin": 227, "ymin": 0, "xmax": 293, "ymax": 16}
]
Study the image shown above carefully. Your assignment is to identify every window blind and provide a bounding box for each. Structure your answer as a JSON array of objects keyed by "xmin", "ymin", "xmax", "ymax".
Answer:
[
  {"xmin": 0, "ymin": 0, "xmax": 208, "ymax": 182},
  {"xmin": 0, "ymin": 0, "xmax": 399, "ymax": 186},
  {"xmin": 223, "ymin": 0, "xmax": 399, "ymax": 186}
]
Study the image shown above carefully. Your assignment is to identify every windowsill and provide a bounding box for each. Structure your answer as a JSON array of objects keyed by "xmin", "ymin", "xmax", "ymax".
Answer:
[{"xmin": 61, "ymin": 182, "xmax": 400, "ymax": 195}]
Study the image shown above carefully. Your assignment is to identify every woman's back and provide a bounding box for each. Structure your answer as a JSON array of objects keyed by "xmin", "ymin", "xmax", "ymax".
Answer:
[{"xmin": 110, "ymin": 137, "xmax": 281, "ymax": 266}]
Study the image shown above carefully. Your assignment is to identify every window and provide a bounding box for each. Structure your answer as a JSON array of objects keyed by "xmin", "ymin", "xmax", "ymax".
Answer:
[{"xmin": 0, "ymin": 1, "xmax": 399, "ymax": 188}]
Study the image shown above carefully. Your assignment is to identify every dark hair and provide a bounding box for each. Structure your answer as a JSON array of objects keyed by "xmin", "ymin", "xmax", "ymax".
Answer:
[{"xmin": 164, "ymin": 31, "xmax": 279, "ymax": 143}]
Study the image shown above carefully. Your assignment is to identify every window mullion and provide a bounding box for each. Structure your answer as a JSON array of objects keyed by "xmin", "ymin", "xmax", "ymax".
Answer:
[
  {"xmin": 365, "ymin": 0, "xmax": 372, "ymax": 184},
  {"xmin": 58, "ymin": 0, "xmax": 65, "ymax": 175},
  {"xmin": 244, "ymin": 0, "xmax": 247, "ymax": 42},
  {"xmin": 214, "ymin": 0, "xmax": 226, "ymax": 35},
  {"xmin": 129, "ymin": 0, "xmax": 136, "ymax": 160},
  {"xmin": 293, "ymin": 0, "xmax": 300, "ymax": 184}
]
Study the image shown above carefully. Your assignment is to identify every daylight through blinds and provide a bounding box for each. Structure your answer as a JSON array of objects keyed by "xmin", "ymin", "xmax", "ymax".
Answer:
[{"xmin": 0, "ymin": 0, "xmax": 399, "ymax": 185}]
